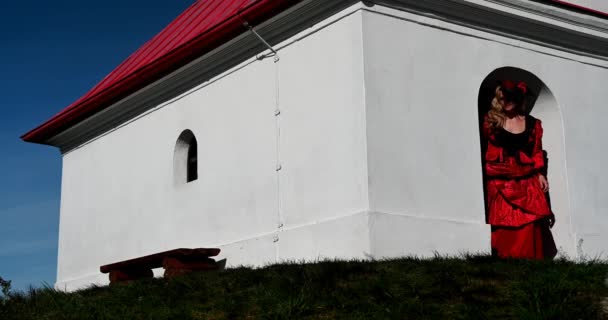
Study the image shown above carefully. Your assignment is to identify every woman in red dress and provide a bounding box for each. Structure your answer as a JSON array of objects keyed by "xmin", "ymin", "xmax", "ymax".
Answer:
[{"xmin": 483, "ymin": 80, "xmax": 557, "ymax": 259}]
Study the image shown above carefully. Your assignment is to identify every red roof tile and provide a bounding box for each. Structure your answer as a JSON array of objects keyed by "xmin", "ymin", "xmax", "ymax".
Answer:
[{"xmin": 22, "ymin": 0, "xmax": 297, "ymax": 144}]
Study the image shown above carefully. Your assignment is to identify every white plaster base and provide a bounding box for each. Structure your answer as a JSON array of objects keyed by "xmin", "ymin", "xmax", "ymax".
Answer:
[
  {"xmin": 55, "ymin": 212, "xmax": 372, "ymax": 291},
  {"xmin": 57, "ymin": 211, "xmax": 494, "ymax": 291},
  {"xmin": 277, "ymin": 212, "xmax": 372, "ymax": 263},
  {"xmin": 217, "ymin": 234, "xmax": 278, "ymax": 268},
  {"xmin": 217, "ymin": 211, "xmax": 373, "ymax": 267},
  {"xmin": 55, "ymin": 273, "xmax": 109, "ymax": 292},
  {"xmin": 369, "ymin": 212, "xmax": 491, "ymax": 259}
]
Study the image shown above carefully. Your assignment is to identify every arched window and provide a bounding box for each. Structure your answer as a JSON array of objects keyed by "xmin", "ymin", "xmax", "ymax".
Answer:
[
  {"xmin": 478, "ymin": 67, "xmax": 572, "ymax": 253},
  {"xmin": 174, "ymin": 130, "xmax": 198, "ymax": 184}
]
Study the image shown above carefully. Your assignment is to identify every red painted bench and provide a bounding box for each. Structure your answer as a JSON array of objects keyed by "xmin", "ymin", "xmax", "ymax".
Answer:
[{"xmin": 100, "ymin": 248, "xmax": 222, "ymax": 284}]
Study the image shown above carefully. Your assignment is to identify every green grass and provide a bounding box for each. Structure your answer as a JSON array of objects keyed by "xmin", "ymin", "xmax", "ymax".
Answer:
[{"xmin": 2, "ymin": 255, "xmax": 607, "ymax": 319}]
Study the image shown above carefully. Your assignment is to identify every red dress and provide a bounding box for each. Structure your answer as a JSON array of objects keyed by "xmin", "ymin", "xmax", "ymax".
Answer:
[{"xmin": 483, "ymin": 115, "xmax": 557, "ymax": 259}]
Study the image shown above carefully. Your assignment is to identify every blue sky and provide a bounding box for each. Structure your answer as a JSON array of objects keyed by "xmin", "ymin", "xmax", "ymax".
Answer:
[{"xmin": 0, "ymin": 0, "xmax": 193, "ymax": 291}]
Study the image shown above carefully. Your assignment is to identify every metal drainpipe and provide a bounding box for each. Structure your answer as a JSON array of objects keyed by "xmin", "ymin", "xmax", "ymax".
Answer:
[
  {"xmin": 243, "ymin": 21, "xmax": 281, "ymax": 62},
  {"xmin": 243, "ymin": 20, "xmax": 284, "ymax": 262}
]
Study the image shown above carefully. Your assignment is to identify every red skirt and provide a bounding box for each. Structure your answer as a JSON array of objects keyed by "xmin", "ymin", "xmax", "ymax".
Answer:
[{"xmin": 491, "ymin": 219, "xmax": 557, "ymax": 260}]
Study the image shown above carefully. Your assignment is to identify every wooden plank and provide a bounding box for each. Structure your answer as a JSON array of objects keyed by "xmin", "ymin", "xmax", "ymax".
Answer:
[{"xmin": 100, "ymin": 248, "xmax": 220, "ymax": 273}]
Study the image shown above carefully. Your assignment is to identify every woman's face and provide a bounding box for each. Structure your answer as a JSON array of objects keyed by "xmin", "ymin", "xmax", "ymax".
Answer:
[
  {"xmin": 503, "ymin": 101, "xmax": 516, "ymax": 111},
  {"xmin": 498, "ymin": 89, "xmax": 518, "ymax": 111}
]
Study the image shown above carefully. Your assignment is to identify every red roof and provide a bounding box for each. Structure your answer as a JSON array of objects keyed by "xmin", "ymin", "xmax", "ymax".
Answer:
[
  {"xmin": 550, "ymin": 0, "xmax": 608, "ymax": 18},
  {"xmin": 22, "ymin": 0, "xmax": 297, "ymax": 144}
]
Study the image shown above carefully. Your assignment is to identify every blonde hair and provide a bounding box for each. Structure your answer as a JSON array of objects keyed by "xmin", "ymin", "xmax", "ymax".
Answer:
[
  {"xmin": 486, "ymin": 86, "xmax": 507, "ymax": 129},
  {"xmin": 486, "ymin": 85, "xmax": 526, "ymax": 129}
]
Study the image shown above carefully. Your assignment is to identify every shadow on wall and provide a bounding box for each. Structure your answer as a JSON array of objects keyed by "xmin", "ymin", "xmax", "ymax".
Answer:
[{"xmin": 477, "ymin": 66, "xmax": 574, "ymax": 256}]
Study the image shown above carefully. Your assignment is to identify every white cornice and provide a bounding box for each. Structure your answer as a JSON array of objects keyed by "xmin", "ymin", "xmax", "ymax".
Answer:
[
  {"xmin": 374, "ymin": 0, "xmax": 608, "ymax": 58},
  {"xmin": 480, "ymin": 0, "xmax": 608, "ymax": 33},
  {"xmin": 49, "ymin": 0, "xmax": 608, "ymax": 153}
]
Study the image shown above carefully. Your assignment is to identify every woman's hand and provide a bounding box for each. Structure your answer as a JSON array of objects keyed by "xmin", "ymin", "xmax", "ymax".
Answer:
[
  {"xmin": 538, "ymin": 174, "xmax": 549, "ymax": 192},
  {"xmin": 548, "ymin": 214, "xmax": 556, "ymax": 229}
]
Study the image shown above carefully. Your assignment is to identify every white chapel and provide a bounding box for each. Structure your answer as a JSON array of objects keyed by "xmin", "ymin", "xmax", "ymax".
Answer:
[{"xmin": 23, "ymin": 0, "xmax": 608, "ymax": 291}]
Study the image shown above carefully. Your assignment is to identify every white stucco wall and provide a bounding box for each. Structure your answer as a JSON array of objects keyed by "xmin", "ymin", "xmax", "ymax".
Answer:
[
  {"xmin": 275, "ymin": 11, "xmax": 370, "ymax": 261},
  {"xmin": 555, "ymin": 64, "xmax": 608, "ymax": 258},
  {"xmin": 58, "ymin": 58, "xmax": 280, "ymax": 288},
  {"xmin": 56, "ymin": 3, "xmax": 608, "ymax": 290},
  {"xmin": 362, "ymin": 9, "xmax": 490, "ymax": 257},
  {"xmin": 361, "ymin": 6, "xmax": 608, "ymax": 259},
  {"xmin": 56, "ymin": 8, "xmax": 369, "ymax": 291}
]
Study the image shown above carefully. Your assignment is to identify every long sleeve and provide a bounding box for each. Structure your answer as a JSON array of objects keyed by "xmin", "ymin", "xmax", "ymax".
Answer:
[
  {"xmin": 531, "ymin": 120, "xmax": 545, "ymax": 171},
  {"xmin": 482, "ymin": 115, "xmax": 492, "ymax": 141}
]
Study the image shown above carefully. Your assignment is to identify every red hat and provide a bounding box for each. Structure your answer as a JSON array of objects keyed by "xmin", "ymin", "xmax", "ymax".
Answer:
[
  {"xmin": 501, "ymin": 80, "xmax": 527, "ymax": 94},
  {"xmin": 500, "ymin": 80, "xmax": 527, "ymax": 104}
]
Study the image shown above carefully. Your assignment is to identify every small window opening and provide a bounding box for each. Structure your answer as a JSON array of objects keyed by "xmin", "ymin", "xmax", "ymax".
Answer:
[
  {"xmin": 174, "ymin": 130, "xmax": 198, "ymax": 184},
  {"xmin": 187, "ymin": 140, "xmax": 198, "ymax": 182}
]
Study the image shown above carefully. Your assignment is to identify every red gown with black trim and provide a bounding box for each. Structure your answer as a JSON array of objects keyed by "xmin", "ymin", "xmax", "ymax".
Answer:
[{"xmin": 482, "ymin": 115, "xmax": 557, "ymax": 259}]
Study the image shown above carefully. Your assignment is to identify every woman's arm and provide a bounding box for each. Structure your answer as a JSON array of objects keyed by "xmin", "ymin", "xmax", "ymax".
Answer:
[
  {"xmin": 532, "ymin": 119, "xmax": 550, "ymax": 191},
  {"xmin": 482, "ymin": 115, "xmax": 492, "ymax": 141},
  {"xmin": 532, "ymin": 119, "xmax": 545, "ymax": 171}
]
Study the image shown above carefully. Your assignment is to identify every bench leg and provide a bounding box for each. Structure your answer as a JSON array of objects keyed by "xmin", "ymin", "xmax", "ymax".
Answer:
[
  {"xmin": 109, "ymin": 269, "xmax": 154, "ymax": 284},
  {"xmin": 162, "ymin": 257, "xmax": 219, "ymax": 279}
]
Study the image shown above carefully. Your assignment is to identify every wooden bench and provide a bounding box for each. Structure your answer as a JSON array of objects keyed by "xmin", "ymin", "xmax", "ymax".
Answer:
[{"xmin": 100, "ymin": 248, "xmax": 222, "ymax": 284}]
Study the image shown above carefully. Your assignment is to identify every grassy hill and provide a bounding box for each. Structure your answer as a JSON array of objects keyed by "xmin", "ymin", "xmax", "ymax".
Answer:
[{"xmin": 1, "ymin": 255, "xmax": 607, "ymax": 319}]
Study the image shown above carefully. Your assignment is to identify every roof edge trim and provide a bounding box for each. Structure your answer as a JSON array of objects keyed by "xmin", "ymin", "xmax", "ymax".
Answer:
[{"xmin": 21, "ymin": 0, "xmax": 295, "ymax": 144}]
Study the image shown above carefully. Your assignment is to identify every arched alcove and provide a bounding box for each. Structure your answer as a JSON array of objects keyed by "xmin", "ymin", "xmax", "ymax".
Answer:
[
  {"xmin": 478, "ymin": 67, "xmax": 574, "ymax": 256},
  {"xmin": 174, "ymin": 129, "xmax": 198, "ymax": 185}
]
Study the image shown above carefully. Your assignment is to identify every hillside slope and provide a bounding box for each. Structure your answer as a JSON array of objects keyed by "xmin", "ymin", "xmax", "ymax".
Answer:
[{"xmin": 1, "ymin": 255, "xmax": 607, "ymax": 319}]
